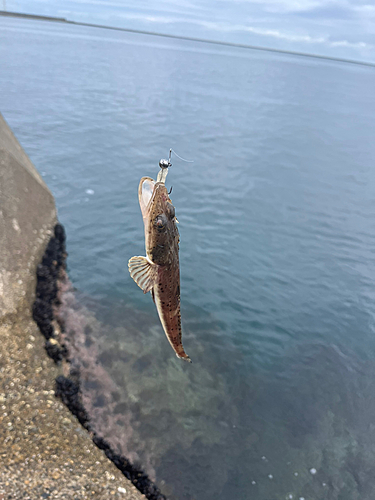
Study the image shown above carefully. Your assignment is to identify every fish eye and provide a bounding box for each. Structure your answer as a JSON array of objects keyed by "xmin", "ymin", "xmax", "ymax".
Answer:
[
  {"xmin": 166, "ymin": 202, "xmax": 175, "ymax": 219},
  {"xmin": 154, "ymin": 214, "xmax": 167, "ymax": 231}
]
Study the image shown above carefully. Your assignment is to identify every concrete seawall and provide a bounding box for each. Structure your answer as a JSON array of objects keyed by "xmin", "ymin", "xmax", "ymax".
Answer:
[
  {"xmin": 0, "ymin": 112, "xmax": 56, "ymax": 319},
  {"xmin": 0, "ymin": 112, "xmax": 145, "ymax": 499}
]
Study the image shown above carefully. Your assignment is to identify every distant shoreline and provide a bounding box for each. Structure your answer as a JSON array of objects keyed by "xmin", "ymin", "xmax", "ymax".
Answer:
[
  {"xmin": 0, "ymin": 10, "xmax": 67, "ymax": 23},
  {"xmin": 1, "ymin": 9, "xmax": 375, "ymax": 69}
]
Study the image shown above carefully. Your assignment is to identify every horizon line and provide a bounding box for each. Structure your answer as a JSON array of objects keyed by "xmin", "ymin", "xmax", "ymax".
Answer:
[{"xmin": 1, "ymin": 9, "xmax": 375, "ymax": 69}]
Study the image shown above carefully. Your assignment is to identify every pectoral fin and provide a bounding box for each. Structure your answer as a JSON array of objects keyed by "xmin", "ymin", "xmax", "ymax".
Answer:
[{"xmin": 128, "ymin": 256, "xmax": 158, "ymax": 293}]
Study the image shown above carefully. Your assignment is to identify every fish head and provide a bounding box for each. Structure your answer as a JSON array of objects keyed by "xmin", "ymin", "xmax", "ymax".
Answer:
[{"xmin": 138, "ymin": 176, "xmax": 178, "ymax": 265}]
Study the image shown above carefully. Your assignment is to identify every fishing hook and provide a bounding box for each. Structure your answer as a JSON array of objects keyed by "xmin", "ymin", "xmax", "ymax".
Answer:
[{"xmin": 157, "ymin": 148, "xmax": 194, "ymax": 184}]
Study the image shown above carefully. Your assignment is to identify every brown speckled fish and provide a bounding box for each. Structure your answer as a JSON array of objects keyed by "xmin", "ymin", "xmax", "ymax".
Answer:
[{"xmin": 128, "ymin": 163, "xmax": 191, "ymax": 362}]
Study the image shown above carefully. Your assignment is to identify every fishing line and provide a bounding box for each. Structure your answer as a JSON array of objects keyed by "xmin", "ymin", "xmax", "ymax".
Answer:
[
  {"xmin": 169, "ymin": 148, "xmax": 194, "ymax": 164},
  {"xmin": 158, "ymin": 149, "xmax": 194, "ymax": 183}
]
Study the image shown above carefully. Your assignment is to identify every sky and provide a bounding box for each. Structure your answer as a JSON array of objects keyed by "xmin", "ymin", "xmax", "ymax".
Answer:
[{"xmin": 6, "ymin": 0, "xmax": 375, "ymax": 62}]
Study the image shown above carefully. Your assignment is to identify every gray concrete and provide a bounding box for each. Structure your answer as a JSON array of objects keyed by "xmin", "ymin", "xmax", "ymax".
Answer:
[
  {"xmin": 0, "ymin": 112, "xmax": 56, "ymax": 320},
  {"xmin": 0, "ymin": 113, "xmax": 145, "ymax": 499},
  {"xmin": 0, "ymin": 313, "xmax": 145, "ymax": 500}
]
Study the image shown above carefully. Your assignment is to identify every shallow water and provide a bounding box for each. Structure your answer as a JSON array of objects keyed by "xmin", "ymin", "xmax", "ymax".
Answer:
[{"xmin": 1, "ymin": 16, "xmax": 375, "ymax": 500}]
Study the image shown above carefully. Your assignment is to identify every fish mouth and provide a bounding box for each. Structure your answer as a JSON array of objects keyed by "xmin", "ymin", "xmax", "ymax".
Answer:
[
  {"xmin": 138, "ymin": 177, "xmax": 156, "ymax": 217},
  {"xmin": 138, "ymin": 177, "xmax": 167, "ymax": 218}
]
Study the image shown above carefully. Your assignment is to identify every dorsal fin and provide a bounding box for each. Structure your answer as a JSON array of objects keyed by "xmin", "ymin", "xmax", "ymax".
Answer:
[{"xmin": 128, "ymin": 256, "xmax": 158, "ymax": 293}]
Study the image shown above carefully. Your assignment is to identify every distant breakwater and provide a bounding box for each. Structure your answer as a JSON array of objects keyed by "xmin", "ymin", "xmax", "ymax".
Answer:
[{"xmin": 0, "ymin": 10, "xmax": 67, "ymax": 22}]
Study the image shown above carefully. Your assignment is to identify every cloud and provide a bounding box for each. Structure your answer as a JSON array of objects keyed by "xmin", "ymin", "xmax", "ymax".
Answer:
[
  {"xmin": 330, "ymin": 40, "xmax": 367, "ymax": 47},
  {"xmin": 201, "ymin": 20, "xmax": 372, "ymax": 49},
  {"xmin": 220, "ymin": 0, "xmax": 341, "ymax": 14},
  {"xmin": 109, "ymin": 11, "xmax": 372, "ymax": 50},
  {"xmin": 353, "ymin": 4, "xmax": 375, "ymax": 15},
  {"xmin": 11, "ymin": 0, "xmax": 375, "ymax": 59}
]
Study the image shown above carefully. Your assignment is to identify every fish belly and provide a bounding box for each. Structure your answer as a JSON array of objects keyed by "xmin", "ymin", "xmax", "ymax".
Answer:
[{"xmin": 153, "ymin": 271, "xmax": 190, "ymax": 361}]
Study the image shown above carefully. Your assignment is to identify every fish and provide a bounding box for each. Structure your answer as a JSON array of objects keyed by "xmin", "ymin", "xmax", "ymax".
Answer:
[{"xmin": 128, "ymin": 169, "xmax": 191, "ymax": 362}]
